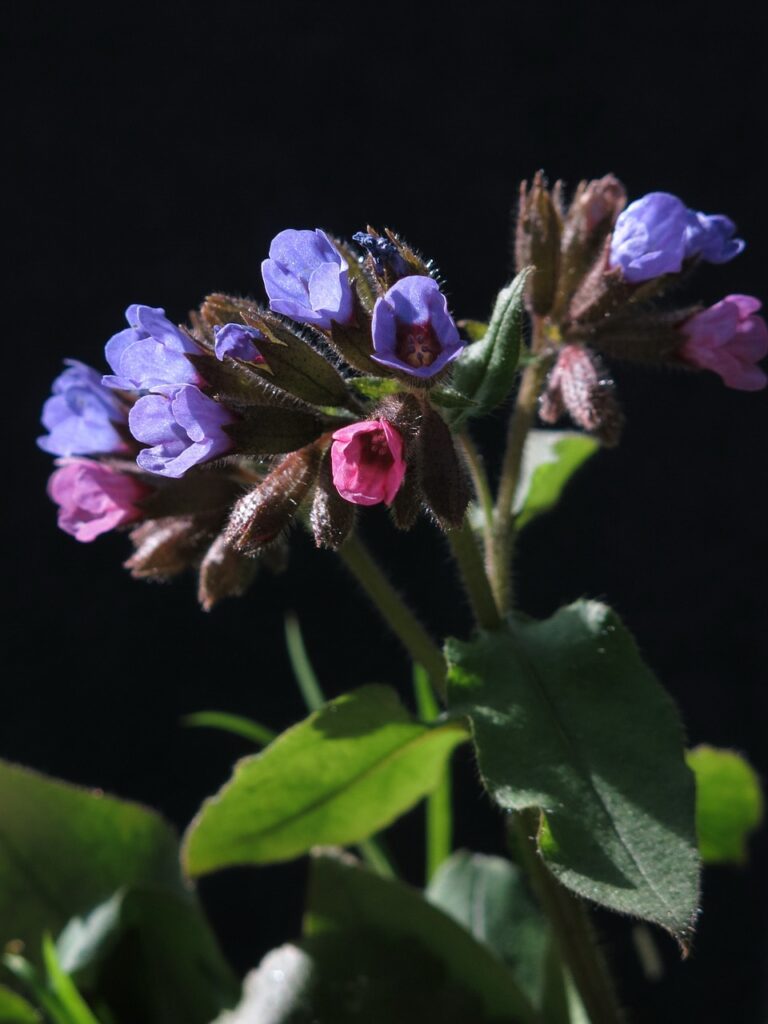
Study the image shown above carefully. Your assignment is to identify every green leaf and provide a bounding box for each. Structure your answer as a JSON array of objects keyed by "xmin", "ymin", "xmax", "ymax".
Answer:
[
  {"xmin": 303, "ymin": 851, "xmax": 540, "ymax": 1024},
  {"xmin": 183, "ymin": 685, "xmax": 469, "ymax": 875},
  {"xmin": 429, "ymin": 387, "xmax": 478, "ymax": 411},
  {"xmin": 687, "ymin": 746, "xmax": 764, "ymax": 865},
  {"xmin": 514, "ymin": 430, "xmax": 599, "ymax": 529},
  {"xmin": 42, "ymin": 935, "xmax": 101, "ymax": 1024},
  {"xmin": 446, "ymin": 602, "xmax": 700, "ymax": 944},
  {"xmin": 0, "ymin": 985, "xmax": 40, "ymax": 1024},
  {"xmin": 183, "ymin": 711, "xmax": 276, "ymax": 746},
  {"xmin": 347, "ymin": 376, "xmax": 404, "ymax": 400},
  {"xmin": 426, "ymin": 852, "xmax": 548, "ymax": 1008},
  {"xmin": 448, "ymin": 269, "xmax": 531, "ymax": 428},
  {"xmin": 0, "ymin": 761, "xmax": 237, "ymax": 1024}
]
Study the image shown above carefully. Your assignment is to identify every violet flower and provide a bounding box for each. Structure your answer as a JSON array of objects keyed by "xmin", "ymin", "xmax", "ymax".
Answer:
[
  {"xmin": 48, "ymin": 458, "xmax": 147, "ymax": 542},
  {"xmin": 371, "ymin": 276, "xmax": 464, "ymax": 378},
  {"xmin": 103, "ymin": 304, "xmax": 201, "ymax": 391},
  {"xmin": 38, "ymin": 360, "xmax": 130, "ymax": 457},
  {"xmin": 261, "ymin": 229, "xmax": 353, "ymax": 329},
  {"xmin": 680, "ymin": 295, "xmax": 768, "ymax": 391},
  {"xmin": 129, "ymin": 384, "xmax": 236, "ymax": 478},
  {"xmin": 331, "ymin": 419, "xmax": 406, "ymax": 506},
  {"xmin": 214, "ymin": 323, "xmax": 265, "ymax": 363},
  {"xmin": 609, "ymin": 192, "xmax": 745, "ymax": 283},
  {"xmin": 684, "ymin": 212, "xmax": 745, "ymax": 264}
]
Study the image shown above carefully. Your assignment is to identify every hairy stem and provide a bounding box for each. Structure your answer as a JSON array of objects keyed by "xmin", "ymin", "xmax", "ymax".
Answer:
[
  {"xmin": 511, "ymin": 810, "xmax": 626, "ymax": 1024},
  {"xmin": 446, "ymin": 517, "xmax": 502, "ymax": 631},
  {"xmin": 492, "ymin": 321, "xmax": 552, "ymax": 613},
  {"xmin": 338, "ymin": 532, "xmax": 447, "ymax": 703},
  {"xmin": 457, "ymin": 431, "xmax": 495, "ymax": 572}
]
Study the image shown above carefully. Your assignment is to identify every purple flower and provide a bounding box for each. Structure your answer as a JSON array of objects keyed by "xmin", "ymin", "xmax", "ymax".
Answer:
[
  {"xmin": 38, "ymin": 360, "xmax": 130, "ymax": 457},
  {"xmin": 609, "ymin": 193, "xmax": 690, "ymax": 283},
  {"xmin": 261, "ymin": 229, "xmax": 353, "ymax": 329},
  {"xmin": 609, "ymin": 192, "xmax": 745, "ymax": 284},
  {"xmin": 103, "ymin": 304, "xmax": 201, "ymax": 392},
  {"xmin": 371, "ymin": 276, "xmax": 464, "ymax": 378},
  {"xmin": 214, "ymin": 323, "xmax": 265, "ymax": 363},
  {"xmin": 48, "ymin": 458, "xmax": 148, "ymax": 542},
  {"xmin": 684, "ymin": 212, "xmax": 745, "ymax": 264},
  {"xmin": 129, "ymin": 384, "xmax": 235, "ymax": 478}
]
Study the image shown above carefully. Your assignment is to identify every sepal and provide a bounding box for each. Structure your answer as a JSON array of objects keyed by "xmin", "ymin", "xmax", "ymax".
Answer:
[
  {"xmin": 226, "ymin": 406, "xmax": 329, "ymax": 456},
  {"xmin": 515, "ymin": 172, "xmax": 562, "ymax": 315},
  {"xmin": 124, "ymin": 515, "xmax": 217, "ymax": 580},
  {"xmin": 197, "ymin": 534, "xmax": 259, "ymax": 610},
  {"xmin": 310, "ymin": 448, "xmax": 356, "ymax": 550},
  {"xmin": 419, "ymin": 405, "xmax": 471, "ymax": 529}
]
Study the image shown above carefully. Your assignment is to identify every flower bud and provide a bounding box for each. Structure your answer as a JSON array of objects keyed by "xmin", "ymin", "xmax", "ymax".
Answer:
[
  {"xmin": 125, "ymin": 515, "xmax": 215, "ymax": 580},
  {"xmin": 261, "ymin": 229, "xmax": 354, "ymax": 329},
  {"xmin": 38, "ymin": 361, "xmax": 132, "ymax": 458},
  {"xmin": 48, "ymin": 458, "xmax": 148, "ymax": 542},
  {"xmin": 515, "ymin": 172, "xmax": 562, "ymax": 315},
  {"xmin": 225, "ymin": 444, "xmax": 321, "ymax": 555},
  {"xmin": 539, "ymin": 345, "xmax": 624, "ymax": 447},
  {"xmin": 103, "ymin": 305, "xmax": 202, "ymax": 392},
  {"xmin": 197, "ymin": 534, "xmax": 259, "ymax": 611}
]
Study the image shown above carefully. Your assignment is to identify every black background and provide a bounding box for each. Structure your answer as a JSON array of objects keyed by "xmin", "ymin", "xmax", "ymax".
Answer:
[{"xmin": 5, "ymin": 2, "xmax": 767, "ymax": 1021}]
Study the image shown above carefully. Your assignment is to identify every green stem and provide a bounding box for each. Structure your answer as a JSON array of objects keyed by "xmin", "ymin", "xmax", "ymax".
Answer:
[
  {"xmin": 511, "ymin": 810, "xmax": 625, "ymax": 1024},
  {"xmin": 446, "ymin": 518, "xmax": 502, "ymax": 631},
  {"xmin": 457, "ymin": 431, "xmax": 495, "ymax": 572},
  {"xmin": 357, "ymin": 838, "xmax": 398, "ymax": 879},
  {"xmin": 492, "ymin": 322, "xmax": 552, "ymax": 614},
  {"xmin": 338, "ymin": 533, "xmax": 447, "ymax": 703},
  {"xmin": 284, "ymin": 613, "xmax": 325, "ymax": 712},
  {"xmin": 413, "ymin": 665, "xmax": 453, "ymax": 881}
]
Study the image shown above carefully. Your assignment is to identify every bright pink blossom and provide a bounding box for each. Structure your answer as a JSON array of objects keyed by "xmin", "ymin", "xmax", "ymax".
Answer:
[
  {"xmin": 48, "ymin": 458, "xmax": 147, "ymax": 542},
  {"xmin": 680, "ymin": 295, "xmax": 768, "ymax": 391},
  {"xmin": 330, "ymin": 419, "xmax": 406, "ymax": 506}
]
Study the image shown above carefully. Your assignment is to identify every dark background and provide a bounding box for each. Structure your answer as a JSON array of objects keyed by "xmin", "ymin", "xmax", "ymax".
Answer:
[{"xmin": 5, "ymin": 2, "xmax": 767, "ymax": 1020}]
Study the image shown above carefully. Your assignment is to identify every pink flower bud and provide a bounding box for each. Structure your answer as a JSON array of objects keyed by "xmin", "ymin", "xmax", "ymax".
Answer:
[
  {"xmin": 330, "ymin": 419, "xmax": 406, "ymax": 507},
  {"xmin": 48, "ymin": 458, "xmax": 147, "ymax": 542},
  {"xmin": 680, "ymin": 295, "xmax": 768, "ymax": 391}
]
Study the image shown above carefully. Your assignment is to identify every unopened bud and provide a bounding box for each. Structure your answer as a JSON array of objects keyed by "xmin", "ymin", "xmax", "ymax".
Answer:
[
  {"xmin": 555, "ymin": 175, "xmax": 627, "ymax": 318},
  {"xmin": 197, "ymin": 534, "xmax": 259, "ymax": 611},
  {"xmin": 225, "ymin": 444, "xmax": 321, "ymax": 555},
  {"xmin": 125, "ymin": 515, "xmax": 215, "ymax": 581},
  {"xmin": 515, "ymin": 171, "xmax": 562, "ymax": 316},
  {"xmin": 539, "ymin": 345, "xmax": 624, "ymax": 447},
  {"xmin": 570, "ymin": 309, "xmax": 693, "ymax": 366}
]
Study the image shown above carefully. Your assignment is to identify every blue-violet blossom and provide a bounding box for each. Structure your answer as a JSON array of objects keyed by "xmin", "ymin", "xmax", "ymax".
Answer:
[
  {"xmin": 38, "ymin": 360, "xmax": 130, "ymax": 456},
  {"xmin": 261, "ymin": 229, "xmax": 353, "ymax": 329},
  {"xmin": 609, "ymin": 192, "xmax": 744, "ymax": 283},
  {"xmin": 128, "ymin": 384, "xmax": 235, "ymax": 479},
  {"xmin": 214, "ymin": 323, "xmax": 265, "ymax": 363},
  {"xmin": 103, "ymin": 304, "xmax": 201, "ymax": 391},
  {"xmin": 371, "ymin": 276, "xmax": 464, "ymax": 378}
]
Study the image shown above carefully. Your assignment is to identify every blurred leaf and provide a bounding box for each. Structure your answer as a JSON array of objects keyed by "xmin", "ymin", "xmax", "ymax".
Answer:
[
  {"xmin": 183, "ymin": 686, "xmax": 468, "ymax": 875},
  {"xmin": 448, "ymin": 270, "xmax": 531, "ymax": 427},
  {"xmin": 303, "ymin": 851, "xmax": 540, "ymax": 1024},
  {"xmin": 0, "ymin": 761, "xmax": 237, "ymax": 1024},
  {"xmin": 210, "ymin": 945, "xmax": 314, "ymax": 1024},
  {"xmin": 429, "ymin": 387, "xmax": 478, "ymax": 411},
  {"xmin": 426, "ymin": 851, "xmax": 548, "ymax": 1007},
  {"xmin": 514, "ymin": 430, "xmax": 599, "ymax": 529},
  {"xmin": 347, "ymin": 376, "xmax": 403, "ymax": 400},
  {"xmin": 457, "ymin": 319, "xmax": 488, "ymax": 342},
  {"xmin": 183, "ymin": 712, "xmax": 276, "ymax": 747},
  {"xmin": 42, "ymin": 935, "xmax": 101, "ymax": 1024},
  {"xmin": 687, "ymin": 746, "xmax": 764, "ymax": 865},
  {"xmin": 446, "ymin": 602, "xmax": 700, "ymax": 945},
  {"xmin": 0, "ymin": 985, "xmax": 40, "ymax": 1024}
]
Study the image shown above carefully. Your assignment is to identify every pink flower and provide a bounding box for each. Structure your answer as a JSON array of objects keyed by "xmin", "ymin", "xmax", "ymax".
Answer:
[
  {"xmin": 330, "ymin": 419, "xmax": 406, "ymax": 506},
  {"xmin": 48, "ymin": 458, "xmax": 148, "ymax": 542},
  {"xmin": 680, "ymin": 295, "xmax": 768, "ymax": 391}
]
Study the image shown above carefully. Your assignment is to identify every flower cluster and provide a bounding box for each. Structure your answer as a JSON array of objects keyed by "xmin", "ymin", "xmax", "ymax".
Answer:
[{"xmin": 38, "ymin": 186, "xmax": 767, "ymax": 607}]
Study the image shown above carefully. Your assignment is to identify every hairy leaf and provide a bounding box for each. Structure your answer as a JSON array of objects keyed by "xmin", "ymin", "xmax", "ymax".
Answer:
[
  {"xmin": 514, "ymin": 430, "xmax": 599, "ymax": 529},
  {"xmin": 446, "ymin": 602, "xmax": 700, "ymax": 944}
]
